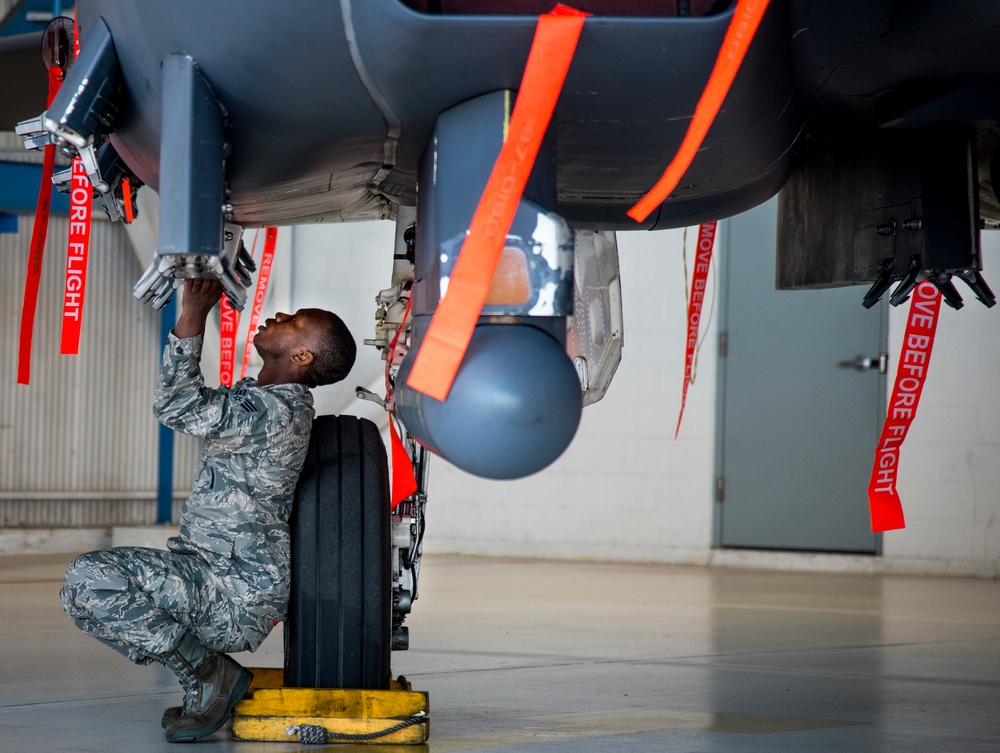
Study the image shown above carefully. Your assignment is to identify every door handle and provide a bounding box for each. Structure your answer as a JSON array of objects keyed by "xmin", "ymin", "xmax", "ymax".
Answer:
[{"xmin": 838, "ymin": 353, "xmax": 888, "ymax": 374}]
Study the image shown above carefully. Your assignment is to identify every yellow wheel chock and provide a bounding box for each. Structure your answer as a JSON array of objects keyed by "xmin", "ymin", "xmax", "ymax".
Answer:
[{"xmin": 232, "ymin": 670, "xmax": 429, "ymax": 744}]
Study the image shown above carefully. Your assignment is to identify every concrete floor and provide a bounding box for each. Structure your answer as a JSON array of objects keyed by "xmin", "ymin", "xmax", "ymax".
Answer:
[{"xmin": 1, "ymin": 551, "xmax": 998, "ymax": 752}]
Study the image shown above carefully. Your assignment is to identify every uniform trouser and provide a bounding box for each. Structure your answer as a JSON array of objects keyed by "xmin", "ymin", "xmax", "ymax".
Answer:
[{"xmin": 61, "ymin": 547, "xmax": 253, "ymax": 665}]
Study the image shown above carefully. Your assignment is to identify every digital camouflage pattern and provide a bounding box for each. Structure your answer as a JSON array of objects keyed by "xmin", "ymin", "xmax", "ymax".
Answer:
[
  {"xmin": 61, "ymin": 332, "xmax": 314, "ymax": 662},
  {"xmin": 62, "ymin": 546, "xmax": 256, "ymax": 663}
]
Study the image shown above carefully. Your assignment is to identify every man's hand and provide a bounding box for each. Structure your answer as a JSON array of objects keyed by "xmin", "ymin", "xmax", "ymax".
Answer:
[{"xmin": 173, "ymin": 279, "xmax": 224, "ymax": 339}]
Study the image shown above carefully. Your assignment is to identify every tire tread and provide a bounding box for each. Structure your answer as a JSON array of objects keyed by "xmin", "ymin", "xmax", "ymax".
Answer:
[{"xmin": 284, "ymin": 415, "xmax": 391, "ymax": 689}]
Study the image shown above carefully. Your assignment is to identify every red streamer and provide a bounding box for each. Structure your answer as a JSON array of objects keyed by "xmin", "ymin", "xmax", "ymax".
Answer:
[
  {"xmin": 222, "ymin": 230, "xmax": 264, "ymax": 385},
  {"xmin": 17, "ymin": 67, "xmax": 63, "ymax": 385},
  {"xmin": 59, "ymin": 157, "xmax": 93, "ymax": 355},
  {"xmin": 121, "ymin": 176, "xmax": 134, "ymax": 223},
  {"xmin": 675, "ymin": 222, "xmax": 716, "ymax": 438},
  {"xmin": 867, "ymin": 281, "xmax": 942, "ymax": 532},
  {"xmin": 240, "ymin": 228, "xmax": 277, "ymax": 380},
  {"xmin": 387, "ymin": 296, "xmax": 418, "ymax": 509},
  {"xmin": 219, "ymin": 296, "xmax": 239, "ymax": 386},
  {"xmin": 389, "ymin": 418, "xmax": 418, "ymax": 510}
]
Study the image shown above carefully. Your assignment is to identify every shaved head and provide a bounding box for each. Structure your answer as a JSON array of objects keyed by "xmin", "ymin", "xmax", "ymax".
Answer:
[{"xmin": 300, "ymin": 309, "xmax": 356, "ymax": 387}]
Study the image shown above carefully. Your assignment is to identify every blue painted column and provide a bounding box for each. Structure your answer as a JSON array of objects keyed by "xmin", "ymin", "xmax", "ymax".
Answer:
[{"xmin": 156, "ymin": 296, "xmax": 176, "ymax": 524}]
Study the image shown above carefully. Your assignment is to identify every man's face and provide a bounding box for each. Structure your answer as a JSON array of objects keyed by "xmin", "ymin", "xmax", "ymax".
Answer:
[{"xmin": 253, "ymin": 308, "xmax": 328, "ymax": 361}]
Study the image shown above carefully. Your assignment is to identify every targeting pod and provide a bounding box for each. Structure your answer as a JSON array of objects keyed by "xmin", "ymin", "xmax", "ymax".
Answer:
[{"xmin": 395, "ymin": 92, "xmax": 585, "ymax": 479}]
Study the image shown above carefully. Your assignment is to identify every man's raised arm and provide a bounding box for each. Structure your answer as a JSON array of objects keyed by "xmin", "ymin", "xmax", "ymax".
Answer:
[{"xmin": 174, "ymin": 279, "xmax": 223, "ymax": 339}]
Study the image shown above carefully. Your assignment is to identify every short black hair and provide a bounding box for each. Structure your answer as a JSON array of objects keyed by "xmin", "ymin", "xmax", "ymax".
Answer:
[{"xmin": 302, "ymin": 311, "xmax": 356, "ymax": 387}]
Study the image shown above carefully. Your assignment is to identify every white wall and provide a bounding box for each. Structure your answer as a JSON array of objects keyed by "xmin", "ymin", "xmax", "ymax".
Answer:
[
  {"xmin": 421, "ymin": 226, "xmax": 718, "ymax": 563},
  {"xmin": 287, "ymin": 221, "xmax": 1000, "ymax": 577}
]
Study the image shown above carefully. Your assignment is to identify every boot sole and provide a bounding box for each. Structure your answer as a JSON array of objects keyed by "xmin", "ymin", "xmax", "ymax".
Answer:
[
  {"xmin": 164, "ymin": 667, "xmax": 253, "ymax": 743},
  {"xmin": 161, "ymin": 707, "xmax": 182, "ymax": 729}
]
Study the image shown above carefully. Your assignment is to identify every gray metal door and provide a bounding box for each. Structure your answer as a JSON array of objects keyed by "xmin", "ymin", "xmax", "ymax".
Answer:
[{"xmin": 714, "ymin": 199, "xmax": 886, "ymax": 553}]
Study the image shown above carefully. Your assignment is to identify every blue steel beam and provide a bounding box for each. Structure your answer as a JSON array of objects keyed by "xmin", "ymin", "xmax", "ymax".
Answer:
[{"xmin": 156, "ymin": 297, "xmax": 177, "ymax": 525}]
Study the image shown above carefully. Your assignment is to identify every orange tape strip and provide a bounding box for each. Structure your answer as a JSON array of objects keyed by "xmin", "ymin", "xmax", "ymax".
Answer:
[
  {"xmin": 405, "ymin": 6, "xmax": 587, "ymax": 402},
  {"xmin": 867, "ymin": 281, "xmax": 941, "ymax": 532},
  {"xmin": 628, "ymin": 0, "xmax": 770, "ymax": 223}
]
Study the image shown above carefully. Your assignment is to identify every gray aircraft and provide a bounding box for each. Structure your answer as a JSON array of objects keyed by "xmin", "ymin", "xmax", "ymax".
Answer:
[{"xmin": 4, "ymin": 0, "xmax": 999, "ymax": 693}]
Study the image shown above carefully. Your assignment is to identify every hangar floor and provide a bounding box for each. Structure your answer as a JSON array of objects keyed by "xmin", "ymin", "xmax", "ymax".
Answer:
[{"xmin": 1, "ymin": 550, "xmax": 998, "ymax": 752}]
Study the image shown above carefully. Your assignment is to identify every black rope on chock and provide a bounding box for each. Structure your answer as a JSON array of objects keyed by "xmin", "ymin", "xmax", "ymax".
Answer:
[{"xmin": 286, "ymin": 711, "xmax": 427, "ymax": 744}]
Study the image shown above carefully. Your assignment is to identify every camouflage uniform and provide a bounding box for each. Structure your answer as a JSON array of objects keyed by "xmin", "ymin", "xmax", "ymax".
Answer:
[{"xmin": 61, "ymin": 332, "xmax": 314, "ymax": 664}]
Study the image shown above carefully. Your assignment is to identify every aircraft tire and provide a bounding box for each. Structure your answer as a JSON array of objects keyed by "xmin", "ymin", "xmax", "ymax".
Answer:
[{"xmin": 284, "ymin": 414, "xmax": 392, "ymax": 689}]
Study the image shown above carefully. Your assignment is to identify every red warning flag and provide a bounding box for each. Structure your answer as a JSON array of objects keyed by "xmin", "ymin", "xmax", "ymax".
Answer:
[
  {"xmin": 240, "ymin": 228, "xmax": 278, "ymax": 380},
  {"xmin": 867, "ymin": 281, "xmax": 942, "ymax": 532},
  {"xmin": 59, "ymin": 11, "xmax": 91, "ymax": 356},
  {"xmin": 219, "ymin": 296, "xmax": 239, "ymax": 387},
  {"xmin": 675, "ymin": 222, "xmax": 717, "ymax": 438},
  {"xmin": 387, "ymin": 296, "xmax": 418, "ymax": 509},
  {"xmin": 17, "ymin": 67, "xmax": 63, "ymax": 385},
  {"xmin": 121, "ymin": 176, "xmax": 135, "ymax": 223},
  {"xmin": 221, "ymin": 230, "xmax": 258, "ymax": 384},
  {"xmin": 59, "ymin": 157, "xmax": 93, "ymax": 355}
]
